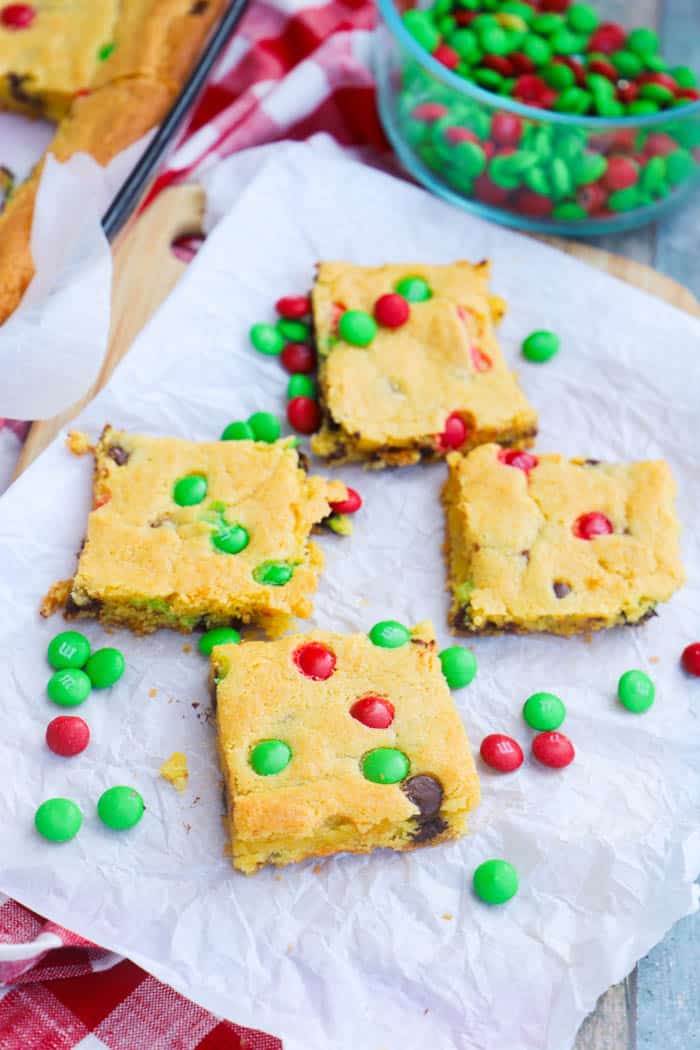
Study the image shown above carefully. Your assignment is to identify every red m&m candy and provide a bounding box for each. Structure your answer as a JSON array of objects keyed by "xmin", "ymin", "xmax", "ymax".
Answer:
[
  {"xmin": 573, "ymin": 512, "xmax": 613, "ymax": 540},
  {"xmin": 470, "ymin": 345, "xmax": 492, "ymax": 372},
  {"xmin": 1, "ymin": 3, "xmax": 36, "ymax": 28},
  {"xmin": 588, "ymin": 22, "xmax": 626, "ymax": 54},
  {"xmin": 480, "ymin": 734, "xmax": 524, "ymax": 773},
  {"xmin": 532, "ymin": 731, "xmax": 575, "ymax": 769},
  {"xmin": 351, "ymin": 695, "xmax": 395, "ymax": 729},
  {"xmin": 498, "ymin": 449, "xmax": 538, "ymax": 473},
  {"xmin": 603, "ymin": 157, "xmax": 639, "ymax": 192},
  {"xmin": 374, "ymin": 293, "xmax": 410, "ymax": 329},
  {"xmin": 276, "ymin": 295, "xmax": 310, "ymax": 319},
  {"xmin": 474, "ymin": 174, "xmax": 510, "ymax": 206},
  {"xmin": 411, "ymin": 102, "xmax": 448, "ymax": 123},
  {"xmin": 281, "ymin": 343, "xmax": 316, "ymax": 374},
  {"xmin": 330, "ymin": 487, "xmax": 362, "ymax": 514},
  {"xmin": 491, "ymin": 114, "xmax": 524, "ymax": 148},
  {"xmin": 433, "ymin": 44, "xmax": 459, "ymax": 71},
  {"xmin": 644, "ymin": 133, "xmax": 677, "ymax": 158},
  {"xmin": 294, "ymin": 642, "xmax": 336, "ymax": 680},
  {"xmin": 287, "ymin": 396, "xmax": 321, "ymax": 434},
  {"xmin": 681, "ymin": 643, "xmax": 700, "ymax": 677},
  {"xmin": 439, "ymin": 412, "xmax": 468, "ymax": 451},
  {"xmin": 515, "ymin": 190, "xmax": 553, "ymax": 219},
  {"xmin": 46, "ymin": 716, "xmax": 90, "ymax": 757}
]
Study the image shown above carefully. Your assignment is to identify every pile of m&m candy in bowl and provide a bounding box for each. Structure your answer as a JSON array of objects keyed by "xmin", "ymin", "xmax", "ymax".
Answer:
[{"xmin": 375, "ymin": 0, "xmax": 700, "ymax": 233}]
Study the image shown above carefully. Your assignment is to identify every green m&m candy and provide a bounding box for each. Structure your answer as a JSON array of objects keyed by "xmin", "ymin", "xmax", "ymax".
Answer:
[
  {"xmin": 287, "ymin": 374, "xmax": 316, "ymax": 400},
  {"xmin": 618, "ymin": 669, "xmax": 655, "ymax": 713},
  {"xmin": 627, "ymin": 27, "xmax": 659, "ymax": 57},
  {"xmin": 394, "ymin": 276, "xmax": 432, "ymax": 302},
  {"xmin": 47, "ymin": 668, "xmax": 91, "ymax": 707},
  {"xmin": 361, "ymin": 747, "xmax": 410, "ymax": 784},
  {"xmin": 523, "ymin": 691, "xmax": 566, "ymax": 731},
  {"xmin": 198, "ymin": 626, "xmax": 241, "ymax": 655},
  {"xmin": 611, "ymin": 50, "xmax": 643, "ymax": 79},
  {"xmin": 35, "ymin": 798, "xmax": 83, "ymax": 842},
  {"xmin": 369, "ymin": 620, "xmax": 411, "ymax": 648},
  {"xmin": 250, "ymin": 739, "xmax": 292, "ymax": 776},
  {"xmin": 212, "ymin": 523, "xmax": 250, "ymax": 554},
  {"xmin": 221, "ymin": 420, "xmax": 254, "ymax": 441},
  {"xmin": 402, "ymin": 9, "xmax": 439, "ymax": 53},
  {"xmin": 97, "ymin": 786, "xmax": 145, "ymax": 830},
  {"xmin": 85, "ymin": 648, "xmax": 125, "ymax": 689},
  {"xmin": 248, "ymin": 411, "xmax": 281, "ymax": 443},
  {"xmin": 173, "ymin": 474, "xmax": 207, "ymax": 506},
  {"xmin": 473, "ymin": 859, "xmax": 519, "ymax": 904},
  {"xmin": 338, "ymin": 310, "xmax": 377, "ymax": 347},
  {"xmin": 672, "ymin": 66, "xmax": 698, "ymax": 90},
  {"xmin": 439, "ymin": 646, "xmax": 477, "ymax": 688},
  {"xmin": 277, "ymin": 318, "xmax": 310, "ymax": 343},
  {"xmin": 250, "ymin": 323, "xmax": 284, "ymax": 356},
  {"xmin": 253, "ymin": 561, "xmax": 294, "ymax": 586},
  {"xmin": 522, "ymin": 330, "xmax": 560, "ymax": 363},
  {"xmin": 666, "ymin": 149, "xmax": 695, "ymax": 185},
  {"xmin": 566, "ymin": 2, "xmax": 598, "ymax": 33},
  {"xmin": 47, "ymin": 630, "xmax": 91, "ymax": 670}
]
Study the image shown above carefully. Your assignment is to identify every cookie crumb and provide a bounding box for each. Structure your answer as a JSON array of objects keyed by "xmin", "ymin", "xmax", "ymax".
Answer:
[
  {"xmin": 274, "ymin": 874, "xmax": 282, "ymax": 882},
  {"xmin": 287, "ymin": 944, "xmax": 294, "ymax": 952},
  {"xmin": 312, "ymin": 864, "xmax": 322, "ymax": 874},
  {"xmin": 66, "ymin": 430, "xmax": 93, "ymax": 456},
  {"xmin": 160, "ymin": 751, "xmax": 188, "ymax": 791},
  {"xmin": 442, "ymin": 913, "xmax": 453, "ymax": 920},
  {"xmin": 192, "ymin": 701, "xmax": 200, "ymax": 709},
  {"xmin": 149, "ymin": 687, "xmax": 158, "ymax": 698},
  {"xmin": 40, "ymin": 579, "xmax": 72, "ymax": 618},
  {"xmin": 649, "ymin": 656, "xmax": 660, "ymax": 664},
  {"xmin": 182, "ymin": 644, "xmax": 192, "ymax": 654}
]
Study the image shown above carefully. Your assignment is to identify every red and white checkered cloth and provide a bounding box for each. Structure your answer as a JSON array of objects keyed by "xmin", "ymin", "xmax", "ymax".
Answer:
[{"xmin": 1, "ymin": 1, "xmax": 384, "ymax": 1044}]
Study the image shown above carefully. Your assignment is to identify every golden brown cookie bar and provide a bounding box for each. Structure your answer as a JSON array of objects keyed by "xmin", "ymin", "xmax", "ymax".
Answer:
[
  {"xmin": 212, "ymin": 621, "xmax": 480, "ymax": 874},
  {"xmin": 309, "ymin": 261, "xmax": 537, "ymax": 468},
  {"xmin": 66, "ymin": 426, "xmax": 346, "ymax": 638},
  {"xmin": 0, "ymin": 0, "xmax": 227, "ymax": 324},
  {"xmin": 443, "ymin": 444, "xmax": 685, "ymax": 635}
]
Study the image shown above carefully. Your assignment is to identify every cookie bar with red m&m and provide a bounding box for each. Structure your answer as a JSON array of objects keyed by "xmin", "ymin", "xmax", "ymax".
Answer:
[
  {"xmin": 64, "ymin": 426, "xmax": 346, "ymax": 638},
  {"xmin": 443, "ymin": 444, "xmax": 685, "ymax": 635},
  {"xmin": 309, "ymin": 260, "xmax": 537, "ymax": 468},
  {"xmin": 211, "ymin": 621, "xmax": 480, "ymax": 873}
]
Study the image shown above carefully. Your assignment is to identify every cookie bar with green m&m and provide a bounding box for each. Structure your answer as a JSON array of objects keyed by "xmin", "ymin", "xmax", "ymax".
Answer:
[
  {"xmin": 64, "ymin": 426, "xmax": 346, "ymax": 638},
  {"xmin": 211, "ymin": 620, "xmax": 480, "ymax": 873},
  {"xmin": 309, "ymin": 260, "xmax": 537, "ymax": 468},
  {"xmin": 443, "ymin": 444, "xmax": 685, "ymax": 635}
]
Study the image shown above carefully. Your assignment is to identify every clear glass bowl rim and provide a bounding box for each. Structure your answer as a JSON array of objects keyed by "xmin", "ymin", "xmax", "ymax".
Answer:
[{"xmin": 376, "ymin": 0, "xmax": 700, "ymax": 130}]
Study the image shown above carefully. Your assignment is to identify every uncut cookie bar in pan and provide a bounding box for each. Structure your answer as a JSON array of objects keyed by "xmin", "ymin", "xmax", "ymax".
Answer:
[
  {"xmin": 65, "ymin": 426, "xmax": 346, "ymax": 638},
  {"xmin": 211, "ymin": 621, "xmax": 480, "ymax": 874},
  {"xmin": 310, "ymin": 261, "xmax": 537, "ymax": 468},
  {"xmin": 443, "ymin": 445, "xmax": 685, "ymax": 636}
]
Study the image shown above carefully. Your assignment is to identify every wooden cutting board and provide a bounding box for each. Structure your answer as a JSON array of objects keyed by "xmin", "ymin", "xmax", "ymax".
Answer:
[{"xmin": 12, "ymin": 183, "xmax": 700, "ymax": 1049}]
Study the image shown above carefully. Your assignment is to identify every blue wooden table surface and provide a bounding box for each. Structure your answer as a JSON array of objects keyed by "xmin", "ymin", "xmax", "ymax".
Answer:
[{"xmin": 574, "ymin": 2, "xmax": 700, "ymax": 1047}]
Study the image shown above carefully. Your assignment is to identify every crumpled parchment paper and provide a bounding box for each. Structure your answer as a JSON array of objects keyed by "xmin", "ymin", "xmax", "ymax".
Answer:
[
  {"xmin": 0, "ymin": 116, "xmax": 148, "ymax": 420},
  {"xmin": 1, "ymin": 137, "xmax": 700, "ymax": 1050}
]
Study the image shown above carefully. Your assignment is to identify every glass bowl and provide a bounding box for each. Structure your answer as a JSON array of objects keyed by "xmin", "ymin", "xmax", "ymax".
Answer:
[{"xmin": 374, "ymin": 0, "xmax": 700, "ymax": 235}]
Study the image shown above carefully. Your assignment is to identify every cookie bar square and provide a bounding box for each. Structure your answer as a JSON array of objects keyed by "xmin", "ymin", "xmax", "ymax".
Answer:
[
  {"xmin": 443, "ymin": 445, "xmax": 685, "ymax": 635},
  {"xmin": 309, "ymin": 261, "xmax": 537, "ymax": 468},
  {"xmin": 0, "ymin": 2, "xmax": 121, "ymax": 121},
  {"xmin": 212, "ymin": 622, "xmax": 480, "ymax": 873},
  {"xmin": 66, "ymin": 426, "xmax": 346, "ymax": 637}
]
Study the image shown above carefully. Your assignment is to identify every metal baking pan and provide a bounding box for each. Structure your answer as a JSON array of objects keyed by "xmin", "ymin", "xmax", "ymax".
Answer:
[{"xmin": 102, "ymin": 0, "xmax": 249, "ymax": 242}]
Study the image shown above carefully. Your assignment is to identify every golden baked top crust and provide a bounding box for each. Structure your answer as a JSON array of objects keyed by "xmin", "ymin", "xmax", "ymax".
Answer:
[
  {"xmin": 213, "ymin": 622, "xmax": 480, "ymax": 847},
  {"xmin": 0, "ymin": 1, "xmax": 120, "ymax": 121},
  {"xmin": 311, "ymin": 260, "xmax": 536, "ymax": 452},
  {"xmin": 443, "ymin": 444, "xmax": 685, "ymax": 630},
  {"xmin": 70, "ymin": 426, "xmax": 345, "ymax": 626}
]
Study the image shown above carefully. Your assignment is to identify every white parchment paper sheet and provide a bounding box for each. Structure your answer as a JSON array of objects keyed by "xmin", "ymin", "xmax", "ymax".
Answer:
[
  {"xmin": 0, "ymin": 131, "xmax": 148, "ymax": 420},
  {"xmin": 2, "ymin": 138, "xmax": 700, "ymax": 1050}
]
